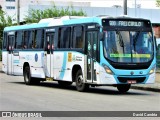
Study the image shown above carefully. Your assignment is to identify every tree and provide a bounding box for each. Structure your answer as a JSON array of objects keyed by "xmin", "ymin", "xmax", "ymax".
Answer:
[
  {"xmin": 156, "ymin": 0, "xmax": 160, "ymax": 7},
  {"xmin": 24, "ymin": 5, "xmax": 87, "ymax": 23},
  {"xmin": 0, "ymin": 9, "xmax": 13, "ymax": 60}
]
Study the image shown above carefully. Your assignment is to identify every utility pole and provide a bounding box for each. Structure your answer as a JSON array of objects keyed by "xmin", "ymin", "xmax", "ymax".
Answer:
[
  {"xmin": 17, "ymin": 0, "xmax": 20, "ymax": 25},
  {"xmin": 135, "ymin": 0, "xmax": 137, "ymax": 17},
  {"xmin": 123, "ymin": 0, "xmax": 127, "ymax": 15}
]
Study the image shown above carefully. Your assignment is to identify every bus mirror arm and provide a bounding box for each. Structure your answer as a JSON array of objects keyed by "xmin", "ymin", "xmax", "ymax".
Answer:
[
  {"xmin": 154, "ymin": 36, "xmax": 158, "ymax": 51},
  {"xmin": 99, "ymin": 32, "xmax": 105, "ymax": 41}
]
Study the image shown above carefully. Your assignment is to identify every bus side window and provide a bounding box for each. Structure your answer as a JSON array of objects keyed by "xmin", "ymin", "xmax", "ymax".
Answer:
[
  {"xmin": 46, "ymin": 35, "xmax": 50, "ymax": 51},
  {"xmin": 60, "ymin": 27, "xmax": 71, "ymax": 48},
  {"xmin": 35, "ymin": 29, "xmax": 44, "ymax": 49},
  {"xmin": 41, "ymin": 30, "xmax": 44, "ymax": 49},
  {"xmin": 23, "ymin": 31, "xmax": 29, "ymax": 49},
  {"xmin": 14, "ymin": 32, "xmax": 17, "ymax": 49},
  {"xmin": 30, "ymin": 30, "xmax": 36, "ymax": 49},
  {"xmin": 72, "ymin": 26, "xmax": 83, "ymax": 48},
  {"xmin": 28, "ymin": 30, "xmax": 34, "ymax": 49},
  {"xmin": 16, "ymin": 31, "xmax": 23, "ymax": 49},
  {"xmin": 3, "ymin": 32, "xmax": 7, "ymax": 49},
  {"xmin": 33, "ymin": 30, "xmax": 37, "ymax": 48},
  {"xmin": 57, "ymin": 28, "xmax": 61, "ymax": 48}
]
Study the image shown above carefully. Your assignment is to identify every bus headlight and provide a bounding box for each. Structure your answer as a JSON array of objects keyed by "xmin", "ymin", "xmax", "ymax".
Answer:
[
  {"xmin": 149, "ymin": 65, "xmax": 156, "ymax": 74},
  {"xmin": 102, "ymin": 64, "xmax": 113, "ymax": 75}
]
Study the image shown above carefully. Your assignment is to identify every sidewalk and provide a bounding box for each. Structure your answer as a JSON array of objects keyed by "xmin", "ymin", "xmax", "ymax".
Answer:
[
  {"xmin": 131, "ymin": 73, "xmax": 160, "ymax": 92},
  {"xmin": 0, "ymin": 62, "xmax": 159, "ymax": 92}
]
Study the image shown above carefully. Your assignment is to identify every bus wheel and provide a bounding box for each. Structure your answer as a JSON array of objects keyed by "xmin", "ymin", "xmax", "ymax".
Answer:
[
  {"xmin": 24, "ymin": 66, "xmax": 39, "ymax": 85},
  {"xmin": 75, "ymin": 70, "xmax": 89, "ymax": 92},
  {"xmin": 117, "ymin": 84, "xmax": 131, "ymax": 93},
  {"xmin": 58, "ymin": 81, "xmax": 72, "ymax": 87}
]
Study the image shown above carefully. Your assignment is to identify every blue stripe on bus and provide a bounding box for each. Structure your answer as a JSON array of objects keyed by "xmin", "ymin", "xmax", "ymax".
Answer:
[
  {"xmin": 59, "ymin": 52, "xmax": 67, "ymax": 80},
  {"xmin": 63, "ymin": 17, "xmax": 102, "ymax": 25}
]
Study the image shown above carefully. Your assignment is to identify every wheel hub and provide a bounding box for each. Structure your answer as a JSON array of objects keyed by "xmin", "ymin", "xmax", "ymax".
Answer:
[{"xmin": 77, "ymin": 75, "xmax": 83, "ymax": 86}]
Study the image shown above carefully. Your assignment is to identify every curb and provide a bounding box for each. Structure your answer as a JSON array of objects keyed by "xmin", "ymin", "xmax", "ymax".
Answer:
[{"xmin": 131, "ymin": 86, "xmax": 160, "ymax": 92}]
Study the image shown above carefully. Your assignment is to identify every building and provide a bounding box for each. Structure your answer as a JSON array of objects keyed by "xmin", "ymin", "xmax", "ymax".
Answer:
[
  {"xmin": 0, "ymin": 0, "xmax": 160, "ymax": 38},
  {"xmin": 0, "ymin": 0, "xmax": 159, "ymax": 21}
]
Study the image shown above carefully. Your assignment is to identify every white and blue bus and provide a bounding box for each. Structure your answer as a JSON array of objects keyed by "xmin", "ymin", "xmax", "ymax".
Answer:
[{"xmin": 2, "ymin": 16, "xmax": 156, "ymax": 93}]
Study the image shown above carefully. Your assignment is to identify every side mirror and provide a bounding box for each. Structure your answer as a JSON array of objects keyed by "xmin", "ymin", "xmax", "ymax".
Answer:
[
  {"xmin": 99, "ymin": 32, "xmax": 105, "ymax": 41},
  {"xmin": 158, "ymin": 44, "xmax": 160, "ymax": 54},
  {"xmin": 154, "ymin": 36, "xmax": 158, "ymax": 51},
  {"xmin": 157, "ymin": 44, "xmax": 160, "ymax": 64}
]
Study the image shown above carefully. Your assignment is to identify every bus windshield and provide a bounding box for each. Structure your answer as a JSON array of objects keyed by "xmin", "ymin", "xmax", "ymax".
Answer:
[{"xmin": 104, "ymin": 31, "xmax": 154, "ymax": 63}]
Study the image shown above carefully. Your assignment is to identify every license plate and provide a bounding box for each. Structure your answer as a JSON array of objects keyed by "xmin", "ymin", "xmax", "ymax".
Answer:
[{"xmin": 127, "ymin": 80, "xmax": 137, "ymax": 84}]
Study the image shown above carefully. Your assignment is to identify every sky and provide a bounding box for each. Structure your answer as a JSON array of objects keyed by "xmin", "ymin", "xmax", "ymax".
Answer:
[
  {"xmin": 87, "ymin": 0, "xmax": 158, "ymax": 9},
  {"xmin": 52, "ymin": 0, "xmax": 158, "ymax": 9}
]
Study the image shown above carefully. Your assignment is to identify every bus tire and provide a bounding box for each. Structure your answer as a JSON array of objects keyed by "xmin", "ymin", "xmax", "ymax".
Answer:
[
  {"xmin": 24, "ymin": 66, "xmax": 40, "ymax": 85},
  {"xmin": 75, "ymin": 70, "xmax": 89, "ymax": 92},
  {"xmin": 117, "ymin": 84, "xmax": 131, "ymax": 93},
  {"xmin": 58, "ymin": 81, "xmax": 72, "ymax": 87}
]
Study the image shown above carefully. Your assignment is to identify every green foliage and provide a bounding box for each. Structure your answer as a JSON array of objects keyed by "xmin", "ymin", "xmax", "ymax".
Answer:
[
  {"xmin": 0, "ymin": 10, "xmax": 13, "ymax": 45},
  {"xmin": 24, "ymin": 5, "xmax": 87, "ymax": 23},
  {"xmin": 156, "ymin": 0, "xmax": 160, "ymax": 7},
  {"xmin": 0, "ymin": 9, "xmax": 13, "ymax": 61}
]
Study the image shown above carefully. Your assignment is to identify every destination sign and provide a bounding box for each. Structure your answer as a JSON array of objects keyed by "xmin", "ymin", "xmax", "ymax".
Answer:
[
  {"xmin": 109, "ymin": 21, "xmax": 143, "ymax": 27},
  {"xmin": 102, "ymin": 19, "xmax": 151, "ymax": 28}
]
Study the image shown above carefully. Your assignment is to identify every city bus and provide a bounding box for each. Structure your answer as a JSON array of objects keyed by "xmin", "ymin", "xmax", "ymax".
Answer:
[
  {"xmin": 156, "ymin": 38, "xmax": 160, "ymax": 71},
  {"xmin": 2, "ymin": 16, "xmax": 156, "ymax": 93}
]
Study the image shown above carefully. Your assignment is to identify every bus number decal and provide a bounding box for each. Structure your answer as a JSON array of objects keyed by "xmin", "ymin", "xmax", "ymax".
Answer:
[{"xmin": 68, "ymin": 53, "xmax": 72, "ymax": 62}]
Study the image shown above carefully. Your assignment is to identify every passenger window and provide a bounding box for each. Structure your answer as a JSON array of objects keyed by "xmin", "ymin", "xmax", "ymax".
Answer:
[
  {"xmin": 30, "ymin": 30, "xmax": 37, "ymax": 49},
  {"xmin": 28, "ymin": 31, "xmax": 34, "ymax": 49},
  {"xmin": 3, "ymin": 33, "xmax": 7, "ymax": 49},
  {"xmin": 57, "ymin": 28, "xmax": 61, "ymax": 48},
  {"xmin": 60, "ymin": 27, "xmax": 71, "ymax": 48},
  {"xmin": 23, "ymin": 31, "xmax": 30, "ymax": 49},
  {"xmin": 33, "ymin": 30, "xmax": 37, "ymax": 48},
  {"xmin": 35, "ymin": 29, "xmax": 44, "ymax": 49},
  {"xmin": 16, "ymin": 31, "xmax": 23, "ymax": 49},
  {"xmin": 72, "ymin": 26, "xmax": 83, "ymax": 48}
]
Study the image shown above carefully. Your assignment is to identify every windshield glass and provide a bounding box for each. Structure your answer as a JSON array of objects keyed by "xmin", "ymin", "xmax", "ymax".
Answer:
[{"xmin": 104, "ymin": 31, "xmax": 153, "ymax": 63}]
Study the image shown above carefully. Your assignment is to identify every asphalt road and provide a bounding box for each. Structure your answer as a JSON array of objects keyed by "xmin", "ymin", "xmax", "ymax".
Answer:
[{"xmin": 0, "ymin": 72, "xmax": 160, "ymax": 119}]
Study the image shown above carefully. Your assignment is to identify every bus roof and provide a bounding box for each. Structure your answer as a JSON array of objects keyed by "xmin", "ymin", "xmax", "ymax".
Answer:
[
  {"xmin": 4, "ymin": 22, "xmax": 49, "ymax": 32},
  {"xmin": 4, "ymin": 16, "xmax": 151, "ymax": 32}
]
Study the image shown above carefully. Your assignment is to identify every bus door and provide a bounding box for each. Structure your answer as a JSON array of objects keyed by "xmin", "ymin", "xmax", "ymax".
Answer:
[
  {"xmin": 86, "ymin": 31, "xmax": 99, "ymax": 83},
  {"xmin": 7, "ymin": 35, "xmax": 15, "ymax": 75},
  {"xmin": 45, "ymin": 32, "xmax": 55, "ymax": 78}
]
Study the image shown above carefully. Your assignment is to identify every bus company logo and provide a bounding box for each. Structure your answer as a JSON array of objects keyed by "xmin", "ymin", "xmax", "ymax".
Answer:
[
  {"xmin": 35, "ymin": 53, "xmax": 38, "ymax": 62},
  {"xmin": 2, "ymin": 112, "xmax": 11, "ymax": 117}
]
